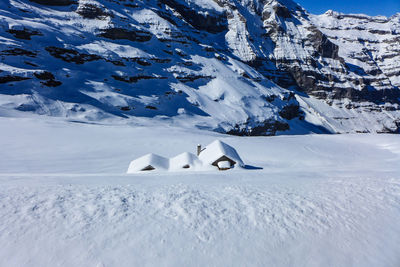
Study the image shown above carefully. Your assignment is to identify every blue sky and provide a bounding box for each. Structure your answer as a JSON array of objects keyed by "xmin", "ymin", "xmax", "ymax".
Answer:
[{"xmin": 294, "ymin": 0, "xmax": 400, "ymax": 17}]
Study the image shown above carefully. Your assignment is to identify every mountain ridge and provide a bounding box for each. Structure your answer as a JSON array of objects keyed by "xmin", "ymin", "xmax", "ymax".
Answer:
[{"xmin": 0, "ymin": 0, "xmax": 399, "ymax": 134}]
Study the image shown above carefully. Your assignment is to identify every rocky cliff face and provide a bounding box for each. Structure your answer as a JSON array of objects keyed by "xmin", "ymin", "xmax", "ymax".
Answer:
[{"xmin": 0, "ymin": 0, "xmax": 399, "ymax": 134}]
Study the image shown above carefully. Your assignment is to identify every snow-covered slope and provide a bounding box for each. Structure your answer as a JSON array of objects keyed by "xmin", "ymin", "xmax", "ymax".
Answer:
[
  {"xmin": 0, "ymin": 117, "xmax": 399, "ymax": 266},
  {"xmin": 314, "ymin": 11, "xmax": 400, "ymax": 89},
  {"xmin": 0, "ymin": 0, "xmax": 399, "ymax": 134}
]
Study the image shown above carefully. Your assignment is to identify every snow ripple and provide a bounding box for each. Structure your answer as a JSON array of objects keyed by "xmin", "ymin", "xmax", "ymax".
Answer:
[{"xmin": 1, "ymin": 177, "xmax": 399, "ymax": 266}]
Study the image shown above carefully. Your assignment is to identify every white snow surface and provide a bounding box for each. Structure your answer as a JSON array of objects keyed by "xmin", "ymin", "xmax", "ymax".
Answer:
[{"xmin": 0, "ymin": 116, "xmax": 400, "ymax": 266}]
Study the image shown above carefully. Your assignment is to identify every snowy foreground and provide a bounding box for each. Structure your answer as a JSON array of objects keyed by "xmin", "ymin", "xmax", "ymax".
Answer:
[{"xmin": 0, "ymin": 117, "xmax": 400, "ymax": 267}]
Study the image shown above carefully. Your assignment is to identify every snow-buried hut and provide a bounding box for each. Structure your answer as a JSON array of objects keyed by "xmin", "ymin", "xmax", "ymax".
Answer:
[
  {"xmin": 127, "ymin": 140, "xmax": 244, "ymax": 173},
  {"xmin": 169, "ymin": 152, "xmax": 202, "ymax": 171},
  {"xmin": 127, "ymin": 153, "xmax": 169, "ymax": 172},
  {"xmin": 198, "ymin": 140, "xmax": 244, "ymax": 170}
]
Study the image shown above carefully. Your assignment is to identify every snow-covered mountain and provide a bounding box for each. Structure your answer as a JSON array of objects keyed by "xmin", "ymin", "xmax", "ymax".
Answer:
[{"xmin": 0, "ymin": 0, "xmax": 399, "ymax": 134}]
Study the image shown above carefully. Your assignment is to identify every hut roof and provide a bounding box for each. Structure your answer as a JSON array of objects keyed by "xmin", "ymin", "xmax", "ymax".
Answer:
[
  {"xmin": 198, "ymin": 140, "xmax": 244, "ymax": 167},
  {"xmin": 169, "ymin": 152, "xmax": 202, "ymax": 170},
  {"xmin": 127, "ymin": 153, "xmax": 169, "ymax": 173}
]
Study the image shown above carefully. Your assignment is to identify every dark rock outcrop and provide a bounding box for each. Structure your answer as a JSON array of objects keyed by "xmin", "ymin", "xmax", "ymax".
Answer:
[
  {"xmin": 99, "ymin": 28, "xmax": 152, "ymax": 42},
  {"xmin": 0, "ymin": 75, "xmax": 30, "ymax": 83},
  {"xmin": 279, "ymin": 104, "xmax": 301, "ymax": 120},
  {"xmin": 1, "ymin": 48, "xmax": 37, "ymax": 57},
  {"xmin": 308, "ymin": 28, "xmax": 341, "ymax": 60},
  {"xmin": 76, "ymin": 4, "xmax": 112, "ymax": 20},
  {"xmin": 227, "ymin": 120, "xmax": 290, "ymax": 136},
  {"xmin": 160, "ymin": 0, "xmax": 228, "ymax": 33},
  {"xmin": 41, "ymin": 79, "xmax": 62, "ymax": 87},
  {"xmin": 273, "ymin": 5, "xmax": 292, "ymax": 18},
  {"xmin": 176, "ymin": 75, "xmax": 214, "ymax": 83},
  {"xmin": 29, "ymin": 0, "xmax": 77, "ymax": 6},
  {"xmin": 7, "ymin": 28, "xmax": 42, "ymax": 40},
  {"xmin": 45, "ymin": 46, "xmax": 102, "ymax": 64},
  {"xmin": 111, "ymin": 75, "xmax": 167, "ymax": 83},
  {"xmin": 34, "ymin": 71, "xmax": 55, "ymax": 80}
]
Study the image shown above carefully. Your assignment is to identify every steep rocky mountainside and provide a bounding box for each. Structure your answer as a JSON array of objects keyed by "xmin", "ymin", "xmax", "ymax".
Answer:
[{"xmin": 0, "ymin": 0, "xmax": 399, "ymax": 134}]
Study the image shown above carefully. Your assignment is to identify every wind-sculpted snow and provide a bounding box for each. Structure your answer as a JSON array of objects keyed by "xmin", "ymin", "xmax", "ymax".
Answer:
[
  {"xmin": 1, "ymin": 178, "xmax": 400, "ymax": 266},
  {"xmin": 0, "ymin": 0, "xmax": 399, "ymax": 134},
  {"xmin": 0, "ymin": 117, "xmax": 399, "ymax": 266}
]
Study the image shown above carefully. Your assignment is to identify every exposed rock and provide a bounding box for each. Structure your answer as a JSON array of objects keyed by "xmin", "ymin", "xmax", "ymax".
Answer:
[
  {"xmin": 34, "ymin": 71, "xmax": 55, "ymax": 80},
  {"xmin": 99, "ymin": 28, "xmax": 152, "ymax": 42},
  {"xmin": 24, "ymin": 61, "xmax": 39, "ymax": 67},
  {"xmin": 145, "ymin": 105, "xmax": 158, "ymax": 110},
  {"xmin": 263, "ymin": 94, "xmax": 278, "ymax": 102},
  {"xmin": 123, "ymin": 3, "xmax": 139, "ymax": 8},
  {"xmin": 227, "ymin": 120, "xmax": 290, "ymax": 136},
  {"xmin": 279, "ymin": 104, "xmax": 301, "ymax": 120},
  {"xmin": 112, "ymin": 75, "xmax": 167, "ymax": 83},
  {"xmin": 41, "ymin": 80, "xmax": 62, "ymax": 87},
  {"xmin": 126, "ymin": 58, "xmax": 152, "ymax": 66},
  {"xmin": 273, "ymin": 5, "xmax": 292, "ymax": 18},
  {"xmin": 76, "ymin": 3, "xmax": 112, "ymax": 20},
  {"xmin": 0, "ymin": 75, "xmax": 30, "ymax": 83},
  {"xmin": 119, "ymin": 106, "xmax": 132, "ymax": 111},
  {"xmin": 45, "ymin": 46, "xmax": 102, "ymax": 64},
  {"xmin": 160, "ymin": 0, "xmax": 228, "ymax": 33},
  {"xmin": 106, "ymin": 59, "xmax": 125, "ymax": 66},
  {"xmin": 28, "ymin": 0, "xmax": 77, "ymax": 6},
  {"xmin": 151, "ymin": 58, "xmax": 172, "ymax": 64},
  {"xmin": 7, "ymin": 28, "xmax": 42, "ymax": 40},
  {"xmin": 176, "ymin": 75, "xmax": 214, "ymax": 83},
  {"xmin": 308, "ymin": 27, "xmax": 341, "ymax": 60},
  {"xmin": 0, "ymin": 48, "xmax": 37, "ymax": 57}
]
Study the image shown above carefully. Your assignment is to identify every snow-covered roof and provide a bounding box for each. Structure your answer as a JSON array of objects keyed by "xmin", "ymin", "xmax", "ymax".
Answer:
[
  {"xmin": 169, "ymin": 152, "xmax": 202, "ymax": 170},
  {"xmin": 127, "ymin": 153, "xmax": 169, "ymax": 173},
  {"xmin": 198, "ymin": 140, "xmax": 244, "ymax": 167},
  {"xmin": 127, "ymin": 140, "xmax": 244, "ymax": 173}
]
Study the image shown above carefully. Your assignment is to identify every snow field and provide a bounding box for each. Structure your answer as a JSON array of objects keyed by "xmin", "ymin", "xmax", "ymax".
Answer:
[
  {"xmin": 0, "ymin": 117, "xmax": 399, "ymax": 266},
  {"xmin": 1, "ymin": 176, "xmax": 399, "ymax": 267}
]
